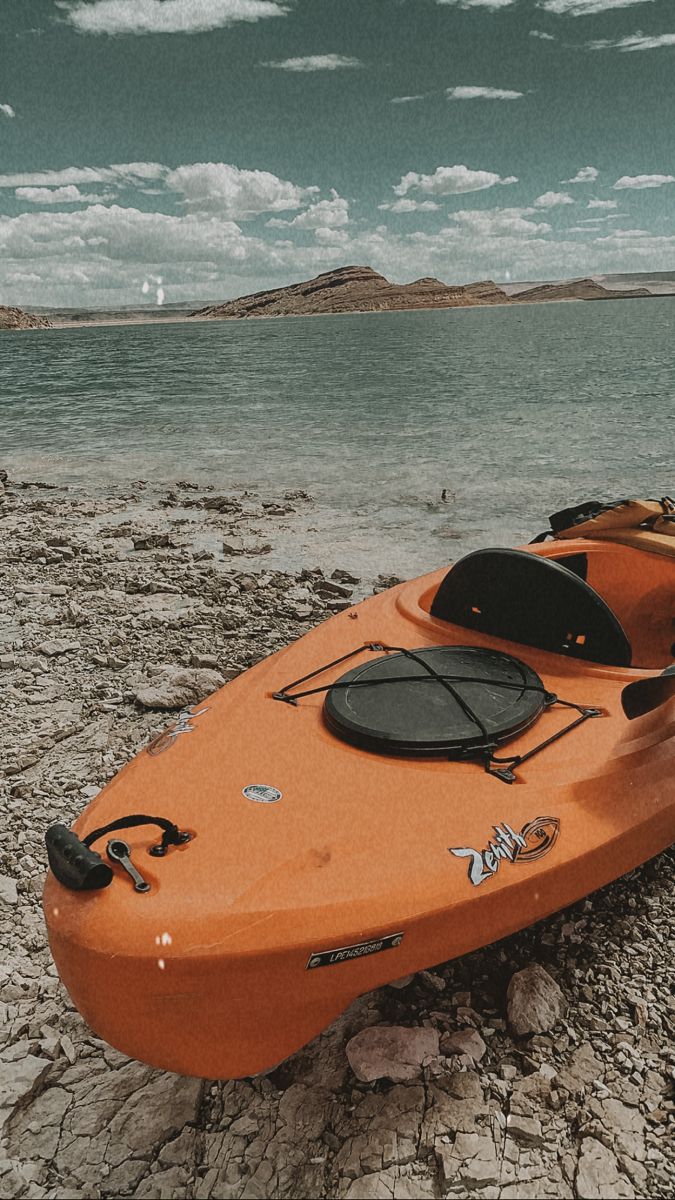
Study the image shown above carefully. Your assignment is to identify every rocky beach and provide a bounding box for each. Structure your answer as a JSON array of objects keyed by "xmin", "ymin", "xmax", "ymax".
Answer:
[{"xmin": 0, "ymin": 474, "xmax": 673, "ymax": 1200}]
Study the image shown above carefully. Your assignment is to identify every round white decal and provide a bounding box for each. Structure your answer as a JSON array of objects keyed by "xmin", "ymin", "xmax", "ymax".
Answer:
[{"xmin": 243, "ymin": 784, "xmax": 282, "ymax": 804}]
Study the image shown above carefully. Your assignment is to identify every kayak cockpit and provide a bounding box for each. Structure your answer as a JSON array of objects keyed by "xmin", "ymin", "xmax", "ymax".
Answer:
[{"xmin": 419, "ymin": 540, "xmax": 673, "ymax": 671}]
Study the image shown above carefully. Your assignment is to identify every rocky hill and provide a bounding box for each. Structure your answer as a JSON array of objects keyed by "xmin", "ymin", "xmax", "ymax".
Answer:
[
  {"xmin": 192, "ymin": 265, "xmax": 510, "ymax": 320},
  {"xmin": 514, "ymin": 277, "xmax": 652, "ymax": 304},
  {"xmin": 0, "ymin": 305, "xmax": 52, "ymax": 330}
]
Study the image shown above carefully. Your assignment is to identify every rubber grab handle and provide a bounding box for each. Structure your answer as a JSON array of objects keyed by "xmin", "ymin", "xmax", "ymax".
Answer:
[{"xmin": 46, "ymin": 824, "xmax": 113, "ymax": 891}]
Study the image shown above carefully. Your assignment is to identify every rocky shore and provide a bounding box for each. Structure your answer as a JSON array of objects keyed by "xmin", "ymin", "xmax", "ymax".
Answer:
[{"xmin": 0, "ymin": 475, "xmax": 673, "ymax": 1200}]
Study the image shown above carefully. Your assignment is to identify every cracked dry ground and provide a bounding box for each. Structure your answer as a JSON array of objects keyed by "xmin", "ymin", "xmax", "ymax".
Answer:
[{"xmin": 1, "ymin": 482, "xmax": 674, "ymax": 1200}]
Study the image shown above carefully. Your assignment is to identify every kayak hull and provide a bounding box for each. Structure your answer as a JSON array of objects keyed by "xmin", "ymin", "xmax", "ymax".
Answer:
[{"xmin": 43, "ymin": 538, "xmax": 675, "ymax": 1077}]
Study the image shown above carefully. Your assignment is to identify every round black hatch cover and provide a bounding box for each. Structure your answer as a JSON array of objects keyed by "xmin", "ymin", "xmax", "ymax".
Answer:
[{"xmin": 323, "ymin": 645, "xmax": 546, "ymax": 757}]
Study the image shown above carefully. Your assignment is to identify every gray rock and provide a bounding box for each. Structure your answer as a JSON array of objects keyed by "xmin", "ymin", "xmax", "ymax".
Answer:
[
  {"xmin": 441, "ymin": 1027, "xmax": 487, "ymax": 1063},
  {"xmin": 0, "ymin": 1054, "xmax": 51, "ymax": 1110},
  {"xmin": 0, "ymin": 875, "xmax": 18, "ymax": 905},
  {"xmin": 576, "ymin": 1137, "xmax": 634, "ymax": 1199},
  {"xmin": 346, "ymin": 1025, "xmax": 439, "ymax": 1083},
  {"xmin": 37, "ymin": 639, "xmax": 81, "ymax": 657},
  {"xmin": 506, "ymin": 1113, "xmax": 544, "ymax": 1146},
  {"xmin": 134, "ymin": 666, "xmax": 224, "ymax": 709},
  {"xmin": 507, "ymin": 963, "xmax": 567, "ymax": 1036}
]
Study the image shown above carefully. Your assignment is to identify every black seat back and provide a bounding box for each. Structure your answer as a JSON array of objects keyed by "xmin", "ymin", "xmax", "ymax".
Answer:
[{"xmin": 430, "ymin": 548, "xmax": 631, "ymax": 667}]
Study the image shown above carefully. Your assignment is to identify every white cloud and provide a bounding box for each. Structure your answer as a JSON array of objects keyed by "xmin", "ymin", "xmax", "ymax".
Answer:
[
  {"xmin": 165, "ymin": 162, "xmax": 318, "ymax": 216},
  {"xmin": 379, "ymin": 198, "xmax": 441, "ymax": 213},
  {"xmin": 313, "ymin": 227, "xmax": 349, "ymax": 244},
  {"xmin": 436, "ymin": 1, "xmax": 516, "ymax": 9},
  {"xmin": 587, "ymin": 198, "xmax": 618, "ymax": 208},
  {"xmin": 57, "ymin": 0, "xmax": 287, "ymax": 36},
  {"xmin": 260, "ymin": 54, "xmax": 363, "ymax": 72},
  {"xmin": 0, "ymin": 163, "xmax": 166, "ymax": 189},
  {"xmin": 448, "ymin": 207, "xmax": 552, "ymax": 237},
  {"xmin": 394, "ymin": 164, "xmax": 518, "ymax": 198},
  {"xmin": 613, "ymin": 174, "xmax": 675, "ymax": 189},
  {"xmin": 446, "ymin": 86, "xmax": 524, "ymax": 100},
  {"xmin": 535, "ymin": 191, "xmax": 574, "ymax": 207},
  {"xmin": 561, "ymin": 166, "xmax": 599, "ymax": 184},
  {"xmin": 15, "ymin": 185, "xmax": 113, "ymax": 204},
  {"xmin": 529, "ymin": 29, "xmax": 555, "ymax": 39},
  {"xmin": 538, "ymin": 0, "xmax": 654, "ymax": 14},
  {"xmin": 0, "ymin": 103, "xmax": 16, "ymax": 119},
  {"xmin": 267, "ymin": 193, "xmax": 349, "ymax": 229},
  {"xmin": 1, "ymin": 195, "xmax": 672, "ymax": 308},
  {"xmin": 391, "ymin": 94, "xmax": 426, "ymax": 104},
  {"xmin": 589, "ymin": 32, "xmax": 675, "ymax": 51}
]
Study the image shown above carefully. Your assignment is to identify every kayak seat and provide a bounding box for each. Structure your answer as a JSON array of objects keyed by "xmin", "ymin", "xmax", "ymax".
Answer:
[{"xmin": 430, "ymin": 548, "xmax": 632, "ymax": 667}]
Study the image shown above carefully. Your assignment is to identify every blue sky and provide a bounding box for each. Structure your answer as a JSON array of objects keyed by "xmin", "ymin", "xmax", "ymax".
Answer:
[{"xmin": 0, "ymin": 0, "xmax": 674, "ymax": 306}]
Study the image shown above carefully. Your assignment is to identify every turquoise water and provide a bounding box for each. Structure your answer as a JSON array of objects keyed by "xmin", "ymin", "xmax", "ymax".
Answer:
[{"xmin": 2, "ymin": 301, "xmax": 673, "ymax": 575}]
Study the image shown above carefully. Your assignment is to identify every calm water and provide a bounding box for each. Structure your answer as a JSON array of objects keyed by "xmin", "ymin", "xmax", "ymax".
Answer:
[{"xmin": 2, "ymin": 302, "xmax": 673, "ymax": 576}]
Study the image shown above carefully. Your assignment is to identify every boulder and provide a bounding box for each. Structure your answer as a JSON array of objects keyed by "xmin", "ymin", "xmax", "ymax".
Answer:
[
  {"xmin": 507, "ymin": 963, "xmax": 567, "ymax": 1036},
  {"xmin": 346, "ymin": 1025, "xmax": 439, "ymax": 1083}
]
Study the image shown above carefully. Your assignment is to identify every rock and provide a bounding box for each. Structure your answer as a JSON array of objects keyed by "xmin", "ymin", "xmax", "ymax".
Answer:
[
  {"xmin": 507, "ymin": 963, "xmax": 567, "ymax": 1036},
  {"xmin": 37, "ymin": 639, "xmax": 81, "ymax": 657},
  {"xmin": 388, "ymin": 974, "xmax": 414, "ymax": 990},
  {"xmin": 576, "ymin": 1137, "xmax": 634, "ymax": 1198},
  {"xmin": 506, "ymin": 1113, "xmax": 544, "ymax": 1146},
  {"xmin": 132, "ymin": 533, "xmax": 171, "ymax": 550},
  {"xmin": 0, "ymin": 1054, "xmax": 52, "ymax": 1109},
  {"xmin": 440, "ymin": 1028, "xmax": 486, "ymax": 1063},
  {"xmin": 436, "ymin": 1131, "xmax": 500, "ymax": 1188},
  {"xmin": 0, "ymin": 874, "xmax": 18, "ymax": 905},
  {"xmin": 190, "ymin": 652, "xmax": 219, "ymax": 669},
  {"xmin": 134, "ymin": 666, "xmax": 224, "ymax": 709},
  {"xmin": 345, "ymin": 1025, "xmax": 439, "ymax": 1083}
]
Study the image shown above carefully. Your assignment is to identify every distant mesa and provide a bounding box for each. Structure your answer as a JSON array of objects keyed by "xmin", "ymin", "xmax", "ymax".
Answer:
[
  {"xmin": 190, "ymin": 266, "xmax": 510, "ymax": 320},
  {"xmin": 0, "ymin": 304, "xmax": 52, "ymax": 330},
  {"xmin": 513, "ymin": 277, "xmax": 652, "ymax": 304}
]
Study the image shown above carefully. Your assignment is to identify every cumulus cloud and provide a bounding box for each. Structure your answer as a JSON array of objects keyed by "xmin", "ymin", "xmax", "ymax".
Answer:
[
  {"xmin": 0, "ymin": 103, "xmax": 16, "ymax": 118},
  {"xmin": 15, "ymin": 185, "xmax": 114, "ymax": 204},
  {"xmin": 394, "ymin": 165, "xmax": 518, "ymax": 198},
  {"xmin": 446, "ymin": 86, "xmax": 524, "ymax": 100},
  {"xmin": 391, "ymin": 94, "xmax": 426, "ymax": 104},
  {"xmin": 164, "ymin": 162, "xmax": 318, "ymax": 216},
  {"xmin": 587, "ymin": 198, "xmax": 618, "ymax": 208},
  {"xmin": 267, "ymin": 193, "xmax": 349, "ymax": 229},
  {"xmin": 613, "ymin": 174, "xmax": 675, "ymax": 189},
  {"xmin": 538, "ymin": 0, "xmax": 654, "ymax": 14},
  {"xmin": 561, "ymin": 166, "xmax": 599, "ymax": 184},
  {"xmin": 529, "ymin": 29, "xmax": 555, "ymax": 39},
  {"xmin": 589, "ymin": 32, "xmax": 675, "ymax": 51},
  {"xmin": 379, "ymin": 198, "xmax": 441, "ymax": 213},
  {"xmin": 57, "ymin": 0, "xmax": 287, "ymax": 36},
  {"xmin": 535, "ymin": 191, "xmax": 574, "ymax": 207},
  {"xmin": 1, "ymin": 196, "xmax": 671, "ymax": 308},
  {"xmin": 448, "ymin": 207, "xmax": 552, "ymax": 237},
  {"xmin": 260, "ymin": 54, "xmax": 363, "ymax": 71}
]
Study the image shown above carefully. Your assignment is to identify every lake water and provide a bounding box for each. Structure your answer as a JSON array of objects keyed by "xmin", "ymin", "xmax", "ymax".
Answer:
[{"xmin": 2, "ymin": 301, "xmax": 673, "ymax": 577}]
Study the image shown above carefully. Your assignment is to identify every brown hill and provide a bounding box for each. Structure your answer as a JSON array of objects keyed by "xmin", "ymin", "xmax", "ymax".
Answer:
[
  {"xmin": 191, "ymin": 266, "xmax": 510, "ymax": 320},
  {"xmin": 514, "ymin": 278, "xmax": 652, "ymax": 304},
  {"xmin": 0, "ymin": 305, "xmax": 52, "ymax": 330}
]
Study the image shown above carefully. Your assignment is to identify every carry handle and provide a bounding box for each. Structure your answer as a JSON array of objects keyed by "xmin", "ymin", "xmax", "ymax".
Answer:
[{"xmin": 46, "ymin": 824, "xmax": 113, "ymax": 891}]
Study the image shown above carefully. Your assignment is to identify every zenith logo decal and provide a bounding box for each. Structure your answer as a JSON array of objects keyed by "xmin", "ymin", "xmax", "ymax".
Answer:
[
  {"xmin": 449, "ymin": 817, "xmax": 560, "ymax": 887},
  {"xmin": 146, "ymin": 705, "xmax": 210, "ymax": 757}
]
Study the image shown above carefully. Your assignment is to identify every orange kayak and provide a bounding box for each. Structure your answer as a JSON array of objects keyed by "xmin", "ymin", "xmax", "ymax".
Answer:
[{"xmin": 43, "ymin": 511, "xmax": 675, "ymax": 1079}]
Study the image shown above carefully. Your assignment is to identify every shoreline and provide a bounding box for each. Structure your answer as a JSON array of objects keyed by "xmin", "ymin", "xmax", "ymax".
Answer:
[
  {"xmin": 6, "ymin": 291, "xmax": 671, "ymax": 333},
  {"xmin": 1, "ymin": 473, "xmax": 673, "ymax": 1199}
]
